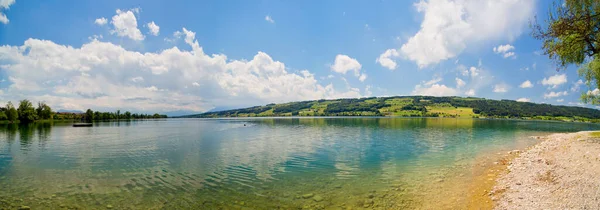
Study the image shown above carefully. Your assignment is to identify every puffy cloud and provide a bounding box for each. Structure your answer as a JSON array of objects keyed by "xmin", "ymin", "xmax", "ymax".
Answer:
[
  {"xmin": 376, "ymin": 49, "xmax": 400, "ymax": 70},
  {"xmin": 516, "ymin": 98, "xmax": 530, "ymax": 102},
  {"xmin": 469, "ymin": 66, "xmax": 479, "ymax": 78},
  {"xmin": 358, "ymin": 73, "xmax": 367, "ymax": 82},
  {"xmin": 397, "ymin": 0, "xmax": 534, "ymax": 68},
  {"xmin": 0, "ymin": 0, "xmax": 15, "ymax": 24},
  {"xmin": 147, "ymin": 21, "xmax": 160, "ymax": 36},
  {"xmin": 0, "ymin": 30, "xmax": 361, "ymax": 112},
  {"xmin": 412, "ymin": 78, "xmax": 458, "ymax": 96},
  {"xmin": 587, "ymin": 88, "xmax": 600, "ymax": 96},
  {"xmin": 519, "ymin": 80, "xmax": 533, "ymax": 88},
  {"xmin": 493, "ymin": 44, "xmax": 516, "ymax": 58},
  {"xmin": 455, "ymin": 77, "xmax": 465, "ymax": 88},
  {"xmin": 556, "ymin": 99, "xmax": 564, "ymax": 102},
  {"xmin": 493, "ymin": 83, "xmax": 509, "ymax": 93},
  {"xmin": 541, "ymin": 74, "xmax": 567, "ymax": 88},
  {"xmin": 330, "ymin": 54, "xmax": 366, "ymax": 82},
  {"xmin": 110, "ymin": 9, "xmax": 145, "ymax": 40},
  {"xmin": 413, "ymin": 84, "xmax": 458, "ymax": 96},
  {"xmin": 173, "ymin": 28, "xmax": 197, "ymax": 46},
  {"xmin": 464, "ymin": 89, "xmax": 475, "ymax": 96},
  {"xmin": 265, "ymin": 15, "xmax": 274, "ymax": 23},
  {"xmin": 95, "ymin": 17, "xmax": 108, "ymax": 26},
  {"xmin": 543, "ymin": 91, "xmax": 568, "ymax": 99}
]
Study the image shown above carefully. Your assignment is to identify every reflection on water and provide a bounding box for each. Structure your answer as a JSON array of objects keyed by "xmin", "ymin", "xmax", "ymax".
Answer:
[{"xmin": 0, "ymin": 118, "xmax": 599, "ymax": 209}]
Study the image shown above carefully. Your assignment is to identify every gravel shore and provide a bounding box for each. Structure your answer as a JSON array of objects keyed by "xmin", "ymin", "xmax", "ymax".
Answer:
[{"xmin": 493, "ymin": 131, "xmax": 600, "ymax": 209}]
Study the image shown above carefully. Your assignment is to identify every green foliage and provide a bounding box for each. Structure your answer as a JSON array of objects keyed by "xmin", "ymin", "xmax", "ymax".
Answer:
[
  {"xmin": 5, "ymin": 102, "xmax": 17, "ymax": 122},
  {"xmin": 0, "ymin": 111, "xmax": 7, "ymax": 121},
  {"xmin": 85, "ymin": 109, "xmax": 94, "ymax": 121},
  {"xmin": 36, "ymin": 102, "xmax": 53, "ymax": 120},
  {"xmin": 17, "ymin": 100, "xmax": 38, "ymax": 123},
  {"xmin": 533, "ymin": 0, "xmax": 600, "ymax": 104}
]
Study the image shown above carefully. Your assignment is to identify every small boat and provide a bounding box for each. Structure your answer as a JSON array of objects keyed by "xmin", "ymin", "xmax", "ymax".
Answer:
[{"xmin": 73, "ymin": 123, "xmax": 93, "ymax": 127}]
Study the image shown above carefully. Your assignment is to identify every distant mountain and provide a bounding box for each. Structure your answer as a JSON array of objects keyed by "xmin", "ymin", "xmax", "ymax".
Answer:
[
  {"xmin": 56, "ymin": 109, "xmax": 84, "ymax": 113},
  {"xmin": 182, "ymin": 96, "xmax": 600, "ymax": 122},
  {"xmin": 206, "ymin": 106, "xmax": 243, "ymax": 113},
  {"xmin": 161, "ymin": 110, "xmax": 198, "ymax": 117}
]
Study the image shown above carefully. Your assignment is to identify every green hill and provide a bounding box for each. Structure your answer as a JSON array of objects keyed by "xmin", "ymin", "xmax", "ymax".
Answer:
[{"xmin": 183, "ymin": 96, "xmax": 600, "ymax": 122}]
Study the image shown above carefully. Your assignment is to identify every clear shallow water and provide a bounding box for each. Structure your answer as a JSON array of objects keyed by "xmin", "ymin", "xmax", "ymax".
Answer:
[{"xmin": 0, "ymin": 118, "xmax": 599, "ymax": 209}]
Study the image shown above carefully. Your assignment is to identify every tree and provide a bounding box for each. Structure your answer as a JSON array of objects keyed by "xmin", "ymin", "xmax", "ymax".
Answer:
[
  {"xmin": 17, "ymin": 100, "xmax": 38, "ymax": 123},
  {"xmin": 532, "ymin": 0, "xmax": 600, "ymax": 103},
  {"xmin": 6, "ymin": 102, "xmax": 17, "ymax": 123},
  {"xmin": 85, "ymin": 109, "xmax": 94, "ymax": 121},
  {"xmin": 0, "ymin": 111, "xmax": 7, "ymax": 121},
  {"xmin": 124, "ymin": 111, "xmax": 131, "ymax": 119},
  {"xmin": 36, "ymin": 102, "xmax": 53, "ymax": 120}
]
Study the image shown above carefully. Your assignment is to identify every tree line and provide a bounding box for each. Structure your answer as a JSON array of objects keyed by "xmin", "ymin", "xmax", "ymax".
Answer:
[{"xmin": 0, "ymin": 100, "xmax": 167, "ymax": 123}]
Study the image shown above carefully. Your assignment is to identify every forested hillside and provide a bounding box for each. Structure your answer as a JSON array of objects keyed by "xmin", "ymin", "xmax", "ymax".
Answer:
[{"xmin": 184, "ymin": 96, "xmax": 600, "ymax": 122}]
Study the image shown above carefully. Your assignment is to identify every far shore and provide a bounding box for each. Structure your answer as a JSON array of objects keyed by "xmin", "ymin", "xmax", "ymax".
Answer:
[{"xmin": 490, "ymin": 131, "xmax": 600, "ymax": 209}]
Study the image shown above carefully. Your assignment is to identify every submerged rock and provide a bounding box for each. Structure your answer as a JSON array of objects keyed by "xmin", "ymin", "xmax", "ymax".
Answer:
[
  {"xmin": 302, "ymin": 193, "xmax": 314, "ymax": 199},
  {"xmin": 313, "ymin": 195, "xmax": 323, "ymax": 202},
  {"xmin": 18, "ymin": 206, "xmax": 31, "ymax": 210},
  {"xmin": 106, "ymin": 204, "xmax": 113, "ymax": 209}
]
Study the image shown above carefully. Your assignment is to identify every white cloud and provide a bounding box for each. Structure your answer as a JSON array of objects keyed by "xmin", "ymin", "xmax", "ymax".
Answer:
[
  {"xmin": 147, "ymin": 21, "xmax": 160, "ymax": 36},
  {"xmin": 587, "ymin": 88, "xmax": 600, "ymax": 96},
  {"xmin": 571, "ymin": 79, "xmax": 584, "ymax": 92},
  {"xmin": 413, "ymin": 84, "xmax": 458, "ymax": 96},
  {"xmin": 455, "ymin": 77, "xmax": 465, "ymax": 88},
  {"xmin": 376, "ymin": 49, "xmax": 400, "ymax": 70},
  {"xmin": 265, "ymin": 15, "xmax": 274, "ymax": 23},
  {"xmin": 192, "ymin": 82, "xmax": 200, "ymax": 87},
  {"xmin": 464, "ymin": 89, "xmax": 475, "ymax": 96},
  {"xmin": 424, "ymin": 77, "xmax": 442, "ymax": 86},
  {"xmin": 556, "ymin": 99, "xmax": 564, "ymax": 102},
  {"xmin": 173, "ymin": 28, "xmax": 197, "ymax": 46},
  {"xmin": 358, "ymin": 73, "xmax": 367, "ymax": 82},
  {"xmin": 412, "ymin": 78, "xmax": 458, "ymax": 96},
  {"xmin": 543, "ymin": 91, "xmax": 568, "ymax": 99},
  {"xmin": 541, "ymin": 74, "xmax": 567, "ymax": 89},
  {"xmin": 110, "ymin": 9, "xmax": 145, "ymax": 41},
  {"xmin": 95, "ymin": 17, "xmax": 108, "ymax": 26},
  {"xmin": 0, "ymin": 0, "xmax": 15, "ymax": 24},
  {"xmin": 493, "ymin": 83, "xmax": 509, "ymax": 93},
  {"xmin": 519, "ymin": 80, "xmax": 533, "ymax": 88},
  {"xmin": 516, "ymin": 98, "xmax": 530, "ymax": 102},
  {"xmin": 493, "ymin": 44, "xmax": 516, "ymax": 58},
  {"xmin": 397, "ymin": 0, "xmax": 534, "ymax": 68},
  {"xmin": 0, "ymin": 32, "xmax": 361, "ymax": 112},
  {"xmin": 331, "ymin": 54, "xmax": 366, "ymax": 82}
]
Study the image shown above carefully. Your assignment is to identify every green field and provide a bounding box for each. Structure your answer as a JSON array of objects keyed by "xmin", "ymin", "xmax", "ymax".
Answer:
[{"xmin": 185, "ymin": 96, "xmax": 600, "ymax": 123}]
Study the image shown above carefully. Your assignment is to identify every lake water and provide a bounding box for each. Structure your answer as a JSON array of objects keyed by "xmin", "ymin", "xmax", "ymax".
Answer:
[{"xmin": 0, "ymin": 118, "xmax": 599, "ymax": 209}]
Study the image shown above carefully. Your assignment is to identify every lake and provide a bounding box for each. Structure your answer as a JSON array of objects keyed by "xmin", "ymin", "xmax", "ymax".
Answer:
[{"xmin": 0, "ymin": 118, "xmax": 599, "ymax": 209}]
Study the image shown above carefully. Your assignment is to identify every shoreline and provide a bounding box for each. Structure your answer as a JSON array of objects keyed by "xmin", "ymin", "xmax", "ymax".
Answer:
[{"xmin": 490, "ymin": 131, "xmax": 600, "ymax": 209}]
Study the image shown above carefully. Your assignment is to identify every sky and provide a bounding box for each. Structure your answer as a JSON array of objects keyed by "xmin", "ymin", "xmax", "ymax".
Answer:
[{"xmin": 0, "ymin": 0, "xmax": 596, "ymax": 114}]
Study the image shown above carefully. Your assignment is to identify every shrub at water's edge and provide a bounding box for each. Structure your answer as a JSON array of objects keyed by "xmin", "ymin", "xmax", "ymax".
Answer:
[
  {"xmin": 0, "ymin": 100, "xmax": 168, "ymax": 124},
  {"xmin": 184, "ymin": 96, "xmax": 600, "ymax": 122}
]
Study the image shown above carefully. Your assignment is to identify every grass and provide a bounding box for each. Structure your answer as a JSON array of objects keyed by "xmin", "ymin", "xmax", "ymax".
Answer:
[
  {"xmin": 590, "ymin": 132, "xmax": 600, "ymax": 138},
  {"xmin": 425, "ymin": 106, "xmax": 475, "ymax": 118}
]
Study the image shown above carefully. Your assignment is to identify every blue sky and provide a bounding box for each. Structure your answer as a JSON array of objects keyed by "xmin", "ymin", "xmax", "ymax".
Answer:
[{"xmin": 0, "ymin": 0, "xmax": 595, "ymax": 113}]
